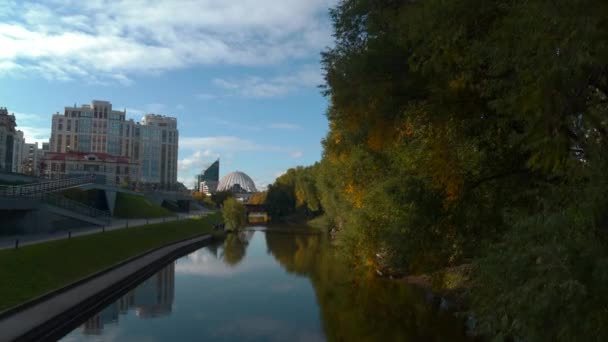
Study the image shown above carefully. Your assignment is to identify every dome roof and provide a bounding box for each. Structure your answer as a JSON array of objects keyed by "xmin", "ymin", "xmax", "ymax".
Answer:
[{"xmin": 217, "ymin": 171, "xmax": 257, "ymax": 193}]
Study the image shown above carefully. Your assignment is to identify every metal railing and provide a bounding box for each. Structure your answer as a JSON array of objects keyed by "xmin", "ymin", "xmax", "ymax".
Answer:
[
  {"xmin": 0, "ymin": 174, "xmax": 110, "ymax": 224},
  {"xmin": 0, "ymin": 175, "xmax": 95, "ymax": 197}
]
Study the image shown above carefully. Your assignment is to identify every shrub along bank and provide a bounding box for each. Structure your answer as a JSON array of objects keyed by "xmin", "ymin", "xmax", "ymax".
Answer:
[{"xmin": 0, "ymin": 212, "xmax": 222, "ymax": 311}]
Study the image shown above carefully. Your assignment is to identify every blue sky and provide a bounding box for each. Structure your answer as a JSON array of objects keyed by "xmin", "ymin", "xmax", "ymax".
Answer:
[{"xmin": 0, "ymin": 0, "xmax": 336, "ymax": 189}]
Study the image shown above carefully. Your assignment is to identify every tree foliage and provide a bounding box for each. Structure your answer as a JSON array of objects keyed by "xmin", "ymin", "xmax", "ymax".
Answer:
[
  {"xmin": 264, "ymin": 164, "xmax": 322, "ymax": 220},
  {"xmin": 221, "ymin": 197, "xmax": 247, "ymax": 231},
  {"xmin": 314, "ymin": 0, "xmax": 608, "ymax": 340}
]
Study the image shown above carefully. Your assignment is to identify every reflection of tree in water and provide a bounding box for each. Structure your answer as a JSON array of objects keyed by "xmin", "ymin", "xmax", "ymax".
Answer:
[
  {"xmin": 265, "ymin": 231, "xmax": 475, "ymax": 341},
  {"xmin": 205, "ymin": 243, "xmax": 220, "ymax": 258},
  {"xmin": 221, "ymin": 231, "xmax": 251, "ymax": 267}
]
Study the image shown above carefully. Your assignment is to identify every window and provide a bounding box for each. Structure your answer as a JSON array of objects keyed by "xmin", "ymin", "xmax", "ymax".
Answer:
[
  {"xmin": 75, "ymin": 120, "xmax": 79, "ymax": 133},
  {"xmin": 67, "ymin": 120, "xmax": 71, "ymax": 131},
  {"xmin": 57, "ymin": 135, "xmax": 62, "ymax": 152},
  {"xmin": 162, "ymin": 130, "xmax": 167, "ymax": 142}
]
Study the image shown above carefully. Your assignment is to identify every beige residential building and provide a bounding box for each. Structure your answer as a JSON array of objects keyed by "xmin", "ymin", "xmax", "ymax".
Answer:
[{"xmin": 48, "ymin": 100, "xmax": 178, "ymax": 188}]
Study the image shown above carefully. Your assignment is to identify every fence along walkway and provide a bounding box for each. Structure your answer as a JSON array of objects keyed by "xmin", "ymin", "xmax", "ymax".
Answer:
[
  {"xmin": 0, "ymin": 175, "xmax": 96, "ymax": 197},
  {"xmin": 0, "ymin": 175, "xmax": 110, "ymax": 224}
]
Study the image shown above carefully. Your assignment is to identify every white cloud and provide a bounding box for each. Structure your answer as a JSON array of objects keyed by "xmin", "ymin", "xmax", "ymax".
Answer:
[
  {"xmin": 178, "ymin": 149, "xmax": 220, "ymax": 173},
  {"xmin": 212, "ymin": 64, "xmax": 323, "ymax": 98},
  {"xmin": 290, "ymin": 151, "xmax": 304, "ymax": 159},
  {"xmin": 0, "ymin": 0, "xmax": 335, "ymax": 82},
  {"xmin": 19, "ymin": 126, "xmax": 51, "ymax": 145}
]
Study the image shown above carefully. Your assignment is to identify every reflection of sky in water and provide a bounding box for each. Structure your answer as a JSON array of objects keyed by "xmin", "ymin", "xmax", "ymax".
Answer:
[
  {"xmin": 175, "ymin": 231, "xmax": 272, "ymax": 277},
  {"xmin": 60, "ymin": 232, "xmax": 323, "ymax": 342}
]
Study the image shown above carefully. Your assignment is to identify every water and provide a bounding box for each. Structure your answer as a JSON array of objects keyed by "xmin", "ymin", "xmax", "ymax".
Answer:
[{"xmin": 61, "ymin": 228, "xmax": 473, "ymax": 341}]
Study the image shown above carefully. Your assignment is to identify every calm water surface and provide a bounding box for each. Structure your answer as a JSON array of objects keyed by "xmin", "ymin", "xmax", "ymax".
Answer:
[{"xmin": 61, "ymin": 228, "xmax": 473, "ymax": 341}]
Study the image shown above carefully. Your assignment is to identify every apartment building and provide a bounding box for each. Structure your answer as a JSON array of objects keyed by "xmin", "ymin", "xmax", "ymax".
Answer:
[
  {"xmin": 12, "ymin": 130, "xmax": 24, "ymax": 173},
  {"xmin": 141, "ymin": 114, "xmax": 178, "ymax": 187},
  {"xmin": 22, "ymin": 142, "xmax": 41, "ymax": 176},
  {"xmin": 47, "ymin": 100, "xmax": 178, "ymax": 188},
  {"xmin": 0, "ymin": 107, "xmax": 16, "ymax": 172}
]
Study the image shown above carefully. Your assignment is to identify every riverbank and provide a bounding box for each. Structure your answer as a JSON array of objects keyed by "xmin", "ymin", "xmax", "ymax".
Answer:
[{"xmin": 0, "ymin": 212, "xmax": 223, "ymax": 312}]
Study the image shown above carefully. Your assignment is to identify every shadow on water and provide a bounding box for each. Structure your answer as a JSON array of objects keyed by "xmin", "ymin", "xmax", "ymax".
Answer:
[{"xmin": 264, "ymin": 230, "xmax": 477, "ymax": 342}]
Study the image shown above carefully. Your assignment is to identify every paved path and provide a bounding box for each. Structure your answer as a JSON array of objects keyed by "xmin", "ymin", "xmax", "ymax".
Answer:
[
  {"xmin": 0, "ymin": 209, "xmax": 214, "ymax": 250},
  {"xmin": 0, "ymin": 234, "xmax": 213, "ymax": 341}
]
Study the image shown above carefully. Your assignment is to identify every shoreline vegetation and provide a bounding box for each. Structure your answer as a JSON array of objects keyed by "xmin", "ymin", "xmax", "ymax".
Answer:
[
  {"xmin": 0, "ymin": 212, "xmax": 223, "ymax": 311},
  {"xmin": 252, "ymin": 1, "xmax": 608, "ymax": 340}
]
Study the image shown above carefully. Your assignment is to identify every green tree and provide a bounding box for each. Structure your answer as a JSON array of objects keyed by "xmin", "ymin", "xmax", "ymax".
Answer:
[
  {"xmin": 316, "ymin": 0, "xmax": 608, "ymax": 340},
  {"xmin": 211, "ymin": 191, "xmax": 234, "ymax": 208},
  {"xmin": 222, "ymin": 197, "xmax": 247, "ymax": 231}
]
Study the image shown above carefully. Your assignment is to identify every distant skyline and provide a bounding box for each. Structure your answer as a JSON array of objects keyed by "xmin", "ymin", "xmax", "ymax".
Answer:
[{"xmin": 0, "ymin": 0, "xmax": 337, "ymax": 189}]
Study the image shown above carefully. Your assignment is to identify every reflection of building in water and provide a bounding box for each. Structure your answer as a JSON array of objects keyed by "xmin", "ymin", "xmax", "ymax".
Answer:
[
  {"xmin": 83, "ymin": 302, "xmax": 119, "ymax": 335},
  {"xmin": 81, "ymin": 262, "xmax": 175, "ymax": 334},
  {"xmin": 134, "ymin": 262, "xmax": 175, "ymax": 318}
]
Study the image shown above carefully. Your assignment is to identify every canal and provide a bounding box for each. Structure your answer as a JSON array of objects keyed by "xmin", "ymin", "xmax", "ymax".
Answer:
[{"xmin": 61, "ymin": 227, "xmax": 474, "ymax": 341}]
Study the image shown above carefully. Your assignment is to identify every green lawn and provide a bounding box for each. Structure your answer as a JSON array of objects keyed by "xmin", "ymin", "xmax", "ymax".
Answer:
[
  {"xmin": 0, "ymin": 212, "xmax": 222, "ymax": 311},
  {"xmin": 114, "ymin": 192, "xmax": 175, "ymax": 218}
]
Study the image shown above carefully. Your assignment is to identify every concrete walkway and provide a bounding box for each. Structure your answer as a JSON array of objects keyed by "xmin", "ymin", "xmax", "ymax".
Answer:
[
  {"xmin": 0, "ymin": 209, "xmax": 214, "ymax": 250},
  {"xmin": 0, "ymin": 234, "xmax": 213, "ymax": 341}
]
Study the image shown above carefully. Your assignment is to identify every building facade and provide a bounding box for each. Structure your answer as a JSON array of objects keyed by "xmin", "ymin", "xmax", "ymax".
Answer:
[
  {"xmin": 194, "ymin": 159, "xmax": 219, "ymax": 193},
  {"xmin": 141, "ymin": 114, "xmax": 178, "ymax": 187},
  {"xmin": 12, "ymin": 130, "xmax": 24, "ymax": 173},
  {"xmin": 0, "ymin": 107, "xmax": 16, "ymax": 172},
  {"xmin": 48, "ymin": 101, "xmax": 178, "ymax": 188},
  {"xmin": 42, "ymin": 151, "xmax": 138, "ymax": 185},
  {"xmin": 22, "ymin": 142, "xmax": 41, "ymax": 176}
]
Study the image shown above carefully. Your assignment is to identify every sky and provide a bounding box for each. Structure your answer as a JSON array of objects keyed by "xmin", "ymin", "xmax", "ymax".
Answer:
[{"xmin": 0, "ymin": 0, "xmax": 337, "ymax": 189}]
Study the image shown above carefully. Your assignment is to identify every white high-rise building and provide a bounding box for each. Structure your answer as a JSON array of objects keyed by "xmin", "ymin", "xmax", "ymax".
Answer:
[{"xmin": 141, "ymin": 114, "xmax": 178, "ymax": 187}]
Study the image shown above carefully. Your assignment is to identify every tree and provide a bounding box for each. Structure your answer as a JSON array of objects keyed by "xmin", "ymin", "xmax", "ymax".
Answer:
[
  {"xmin": 222, "ymin": 197, "xmax": 247, "ymax": 231},
  {"xmin": 211, "ymin": 191, "xmax": 233, "ymax": 208},
  {"xmin": 248, "ymin": 191, "xmax": 267, "ymax": 205},
  {"xmin": 317, "ymin": 0, "xmax": 608, "ymax": 340}
]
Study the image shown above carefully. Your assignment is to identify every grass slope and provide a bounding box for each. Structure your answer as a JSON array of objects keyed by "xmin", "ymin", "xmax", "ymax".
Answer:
[
  {"xmin": 114, "ymin": 192, "xmax": 174, "ymax": 218},
  {"xmin": 0, "ymin": 212, "xmax": 222, "ymax": 311}
]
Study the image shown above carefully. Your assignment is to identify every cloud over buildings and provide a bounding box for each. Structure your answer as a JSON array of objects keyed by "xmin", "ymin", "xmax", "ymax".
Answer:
[{"xmin": 0, "ymin": 0, "xmax": 335, "ymax": 83}]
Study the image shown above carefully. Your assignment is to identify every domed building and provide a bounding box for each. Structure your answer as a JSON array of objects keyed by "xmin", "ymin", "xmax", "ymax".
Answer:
[{"xmin": 217, "ymin": 171, "xmax": 257, "ymax": 194}]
